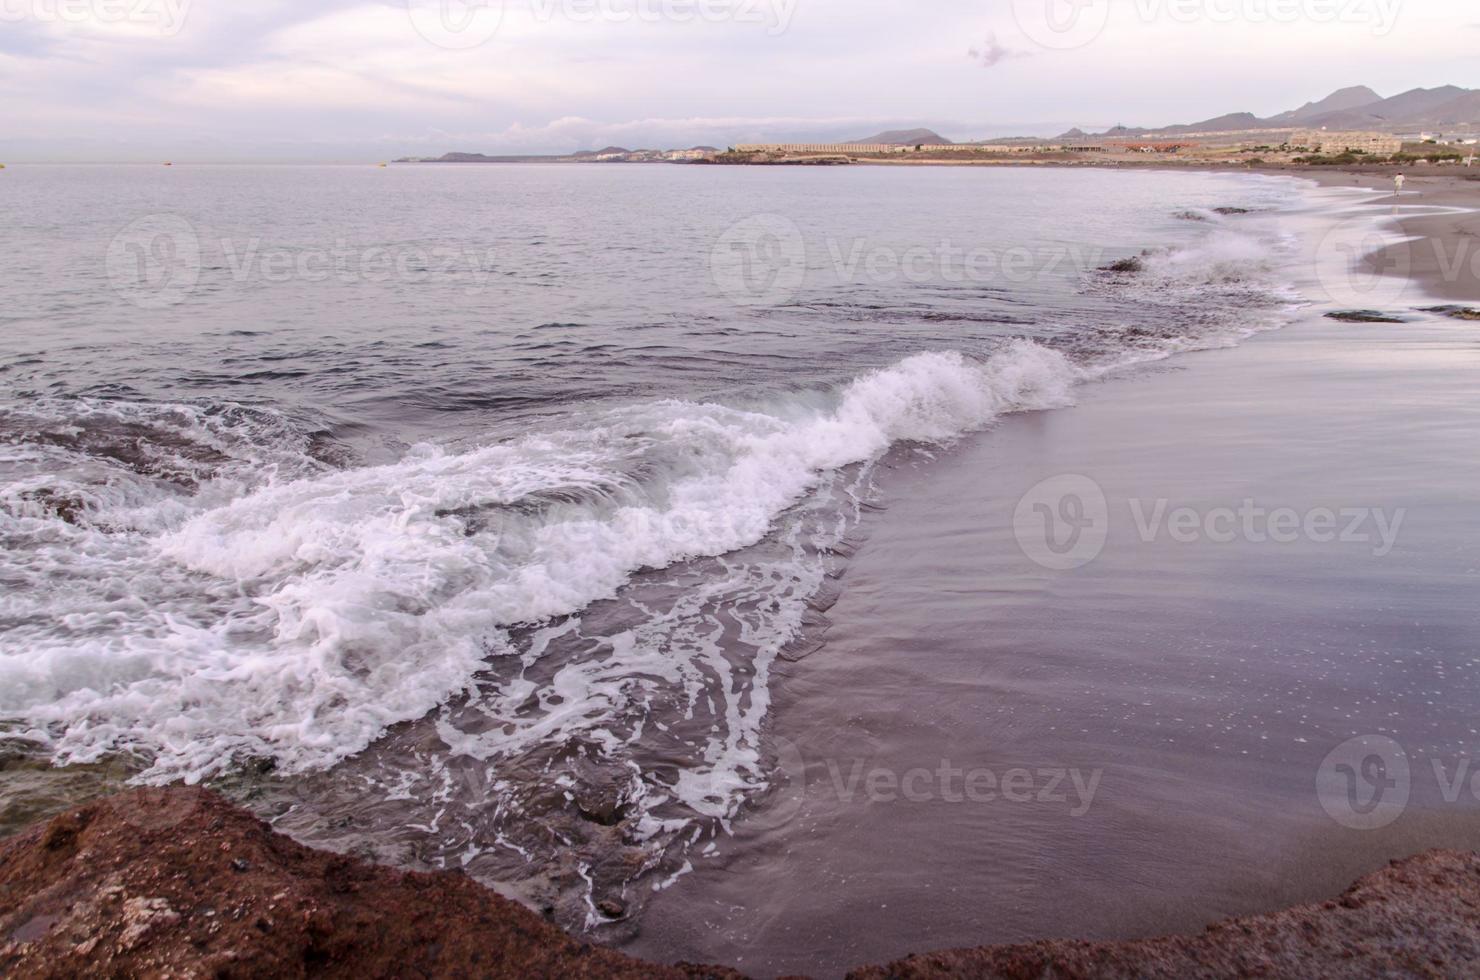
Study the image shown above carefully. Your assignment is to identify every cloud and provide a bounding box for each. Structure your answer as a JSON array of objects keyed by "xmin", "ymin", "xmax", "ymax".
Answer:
[
  {"xmin": 968, "ymin": 31, "xmax": 1027, "ymax": 69},
  {"xmin": 5, "ymin": 2, "xmax": 1479, "ymax": 160}
]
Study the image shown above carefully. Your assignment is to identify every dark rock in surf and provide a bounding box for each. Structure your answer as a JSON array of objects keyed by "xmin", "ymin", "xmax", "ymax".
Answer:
[
  {"xmin": 1325, "ymin": 310, "xmax": 1408, "ymax": 323},
  {"xmin": 1420, "ymin": 305, "xmax": 1480, "ymax": 321}
]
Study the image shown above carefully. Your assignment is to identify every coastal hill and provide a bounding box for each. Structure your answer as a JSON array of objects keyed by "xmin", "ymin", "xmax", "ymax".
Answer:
[
  {"xmin": 849, "ymin": 128, "xmax": 952, "ymax": 146},
  {"xmin": 396, "ymin": 145, "xmax": 719, "ymax": 164},
  {"xmin": 1267, "ymin": 85, "xmax": 1384, "ymax": 123},
  {"xmin": 1066, "ymin": 84, "xmax": 1480, "ymax": 138}
]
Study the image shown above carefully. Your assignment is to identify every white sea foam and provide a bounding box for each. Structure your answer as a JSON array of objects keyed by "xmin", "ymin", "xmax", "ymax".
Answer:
[{"xmin": 0, "ymin": 341, "xmax": 1081, "ymax": 783}]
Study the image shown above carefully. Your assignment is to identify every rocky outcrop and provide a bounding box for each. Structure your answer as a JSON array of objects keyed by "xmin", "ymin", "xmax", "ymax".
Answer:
[
  {"xmin": 3, "ymin": 788, "xmax": 1480, "ymax": 978},
  {"xmin": 0, "ymin": 787, "xmax": 738, "ymax": 979},
  {"xmin": 847, "ymin": 850, "xmax": 1480, "ymax": 979}
]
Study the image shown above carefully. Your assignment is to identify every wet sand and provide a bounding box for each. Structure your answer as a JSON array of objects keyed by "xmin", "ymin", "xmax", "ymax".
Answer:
[
  {"xmin": 625, "ymin": 292, "xmax": 1480, "ymax": 973},
  {"xmin": 1294, "ymin": 169, "xmax": 1480, "ymax": 302}
]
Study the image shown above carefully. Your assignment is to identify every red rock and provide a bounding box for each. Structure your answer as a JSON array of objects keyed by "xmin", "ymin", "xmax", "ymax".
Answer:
[
  {"xmin": 846, "ymin": 851, "xmax": 1480, "ymax": 979},
  {"xmin": 4, "ymin": 788, "xmax": 1480, "ymax": 978},
  {"xmin": 0, "ymin": 787, "xmax": 738, "ymax": 980}
]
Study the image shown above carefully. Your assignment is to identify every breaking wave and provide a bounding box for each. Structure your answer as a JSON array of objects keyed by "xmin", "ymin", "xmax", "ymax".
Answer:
[
  {"xmin": 0, "ymin": 193, "xmax": 1307, "ymax": 930},
  {"xmin": 0, "ymin": 342, "xmax": 1079, "ymax": 783}
]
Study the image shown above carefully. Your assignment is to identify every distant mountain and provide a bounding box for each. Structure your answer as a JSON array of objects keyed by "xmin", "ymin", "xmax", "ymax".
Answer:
[
  {"xmin": 1363, "ymin": 85, "xmax": 1469, "ymax": 119},
  {"xmin": 397, "ymin": 151, "xmax": 560, "ymax": 163},
  {"xmin": 1420, "ymin": 91, "xmax": 1480, "ymax": 127},
  {"xmin": 1070, "ymin": 85, "xmax": 1480, "ymax": 138},
  {"xmin": 1055, "ymin": 123, "xmax": 1143, "ymax": 139},
  {"xmin": 850, "ymin": 128, "xmax": 952, "ymax": 146},
  {"xmin": 1159, "ymin": 112, "xmax": 1263, "ymax": 134},
  {"xmin": 1303, "ymin": 87, "xmax": 1480, "ymax": 130},
  {"xmin": 1268, "ymin": 85, "xmax": 1382, "ymax": 124}
]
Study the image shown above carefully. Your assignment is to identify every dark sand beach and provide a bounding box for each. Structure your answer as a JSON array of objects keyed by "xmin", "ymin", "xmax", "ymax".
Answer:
[
  {"xmin": 1282, "ymin": 168, "xmax": 1480, "ymax": 302},
  {"xmin": 622, "ymin": 178, "xmax": 1480, "ymax": 976}
]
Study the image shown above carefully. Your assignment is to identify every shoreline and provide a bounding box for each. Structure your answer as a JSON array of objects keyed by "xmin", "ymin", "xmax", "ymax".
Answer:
[
  {"xmin": 838, "ymin": 161, "xmax": 1480, "ymax": 307},
  {"xmin": 621, "ymin": 176, "xmax": 1480, "ymax": 974},
  {"xmin": 1272, "ymin": 167, "xmax": 1480, "ymax": 304}
]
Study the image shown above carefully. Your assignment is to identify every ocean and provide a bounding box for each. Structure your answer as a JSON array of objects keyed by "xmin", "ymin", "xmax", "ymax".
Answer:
[{"xmin": 0, "ymin": 163, "xmax": 1314, "ymax": 936}]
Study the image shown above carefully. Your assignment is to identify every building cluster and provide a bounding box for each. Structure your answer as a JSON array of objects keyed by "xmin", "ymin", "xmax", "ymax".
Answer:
[
  {"xmin": 1289, "ymin": 130, "xmax": 1403, "ymax": 155},
  {"xmin": 735, "ymin": 143, "xmax": 910, "ymax": 154},
  {"xmin": 730, "ymin": 129, "xmax": 1419, "ymax": 162},
  {"xmin": 733, "ymin": 142, "xmax": 1060, "ymax": 155}
]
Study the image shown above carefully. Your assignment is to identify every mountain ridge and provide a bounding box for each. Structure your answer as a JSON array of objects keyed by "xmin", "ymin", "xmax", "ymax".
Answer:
[{"xmin": 1063, "ymin": 85, "xmax": 1479, "ymax": 139}]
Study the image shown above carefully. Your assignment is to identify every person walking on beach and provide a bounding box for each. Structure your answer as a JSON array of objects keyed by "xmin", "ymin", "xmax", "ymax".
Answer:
[{"xmin": 1394, "ymin": 173, "xmax": 1406, "ymax": 196}]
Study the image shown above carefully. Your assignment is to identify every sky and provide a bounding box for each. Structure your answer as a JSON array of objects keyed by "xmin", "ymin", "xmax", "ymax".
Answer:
[{"xmin": 1, "ymin": 0, "xmax": 1476, "ymax": 161}]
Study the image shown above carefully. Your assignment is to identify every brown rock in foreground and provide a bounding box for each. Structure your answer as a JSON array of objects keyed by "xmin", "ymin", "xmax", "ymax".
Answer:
[
  {"xmin": 3, "ymin": 788, "xmax": 1480, "ymax": 979},
  {"xmin": 847, "ymin": 851, "xmax": 1480, "ymax": 979},
  {"xmin": 0, "ymin": 787, "xmax": 738, "ymax": 979}
]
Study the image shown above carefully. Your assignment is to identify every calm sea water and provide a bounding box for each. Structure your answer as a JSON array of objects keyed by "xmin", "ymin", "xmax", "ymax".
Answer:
[{"xmin": 0, "ymin": 163, "xmax": 1307, "ymax": 931}]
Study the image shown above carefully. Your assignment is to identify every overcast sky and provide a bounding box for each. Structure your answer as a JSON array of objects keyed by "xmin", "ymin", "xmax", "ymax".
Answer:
[{"xmin": 2, "ymin": 0, "xmax": 1475, "ymax": 161}]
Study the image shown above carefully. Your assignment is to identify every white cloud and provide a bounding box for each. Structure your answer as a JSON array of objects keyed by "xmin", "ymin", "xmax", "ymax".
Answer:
[{"xmin": 2, "ymin": 0, "xmax": 1477, "ymax": 160}]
